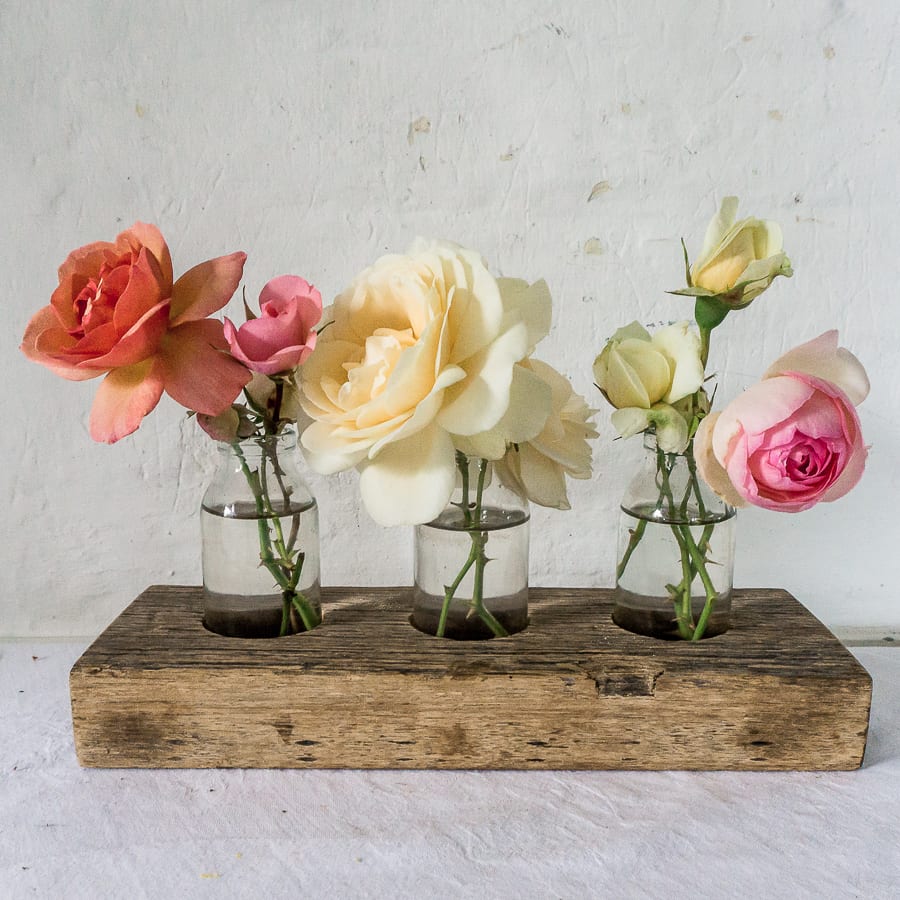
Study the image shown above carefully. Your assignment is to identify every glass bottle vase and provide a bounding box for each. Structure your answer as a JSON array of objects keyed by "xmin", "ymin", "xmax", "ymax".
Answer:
[
  {"xmin": 612, "ymin": 436, "xmax": 736, "ymax": 640},
  {"xmin": 412, "ymin": 455, "xmax": 529, "ymax": 640},
  {"xmin": 201, "ymin": 429, "xmax": 321, "ymax": 638}
]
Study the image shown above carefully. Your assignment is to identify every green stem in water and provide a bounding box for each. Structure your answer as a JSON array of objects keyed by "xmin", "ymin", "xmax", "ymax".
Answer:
[
  {"xmin": 616, "ymin": 517, "xmax": 647, "ymax": 580},
  {"xmin": 435, "ymin": 456, "xmax": 508, "ymax": 639},
  {"xmin": 232, "ymin": 440, "xmax": 320, "ymax": 637}
]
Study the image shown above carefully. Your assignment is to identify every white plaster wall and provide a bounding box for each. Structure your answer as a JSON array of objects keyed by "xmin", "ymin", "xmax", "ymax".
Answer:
[{"xmin": 2, "ymin": 0, "xmax": 898, "ymax": 637}]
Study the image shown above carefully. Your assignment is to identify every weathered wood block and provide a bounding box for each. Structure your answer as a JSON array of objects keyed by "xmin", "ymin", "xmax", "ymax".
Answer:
[{"xmin": 70, "ymin": 586, "xmax": 871, "ymax": 770}]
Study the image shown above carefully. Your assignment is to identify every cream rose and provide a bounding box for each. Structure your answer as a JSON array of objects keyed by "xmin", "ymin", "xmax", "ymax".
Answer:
[
  {"xmin": 593, "ymin": 321, "xmax": 704, "ymax": 453},
  {"xmin": 593, "ymin": 321, "xmax": 704, "ymax": 409},
  {"xmin": 299, "ymin": 239, "xmax": 551, "ymax": 525},
  {"xmin": 673, "ymin": 196, "xmax": 792, "ymax": 308},
  {"xmin": 494, "ymin": 359, "xmax": 598, "ymax": 510}
]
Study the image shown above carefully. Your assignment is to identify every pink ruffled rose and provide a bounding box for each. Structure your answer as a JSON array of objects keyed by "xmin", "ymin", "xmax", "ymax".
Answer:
[
  {"xmin": 694, "ymin": 331, "xmax": 868, "ymax": 512},
  {"xmin": 20, "ymin": 222, "xmax": 250, "ymax": 443},
  {"xmin": 224, "ymin": 276, "xmax": 321, "ymax": 375}
]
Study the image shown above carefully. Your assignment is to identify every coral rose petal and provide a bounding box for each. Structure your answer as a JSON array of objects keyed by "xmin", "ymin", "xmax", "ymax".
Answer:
[
  {"xmin": 119, "ymin": 222, "xmax": 173, "ymax": 288},
  {"xmin": 88, "ymin": 360, "xmax": 165, "ymax": 443},
  {"xmin": 111, "ymin": 247, "xmax": 167, "ymax": 335},
  {"xmin": 169, "ymin": 252, "xmax": 247, "ymax": 326},
  {"xmin": 83, "ymin": 300, "xmax": 170, "ymax": 371},
  {"xmin": 20, "ymin": 307, "xmax": 98, "ymax": 381},
  {"xmin": 694, "ymin": 414, "xmax": 746, "ymax": 508},
  {"xmin": 358, "ymin": 423, "xmax": 457, "ymax": 526},
  {"xmin": 158, "ymin": 320, "xmax": 251, "ymax": 415},
  {"xmin": 763, "ymin": 331, "xmax": 870, "ymax": 406},
  {"xmin": 51, "ymin": 241, "xmax": 121, "ymax": 329}
]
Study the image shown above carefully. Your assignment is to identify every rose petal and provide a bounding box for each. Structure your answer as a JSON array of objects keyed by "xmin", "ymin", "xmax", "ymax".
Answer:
[
  {"xmin": 515, "ymin": 442, "xmax": 570, "ymax": 510},
  {"xmin": 413, "ymin": 239, "xmax": 504, "ymax": 365},
  {"xmin": 77, "ymin": 300, "xmax": 171, "ymax": 371},
  {"xmin": 496, "ymin": 278, "xmax": 553, "ymax": 351},
  {"xmin": 120, "ymin": 222, "xmax": 173, "ymax": 289},
  {"xmin": 158, "ymin": 319, "xmax": 251, "ymax": 414},
  {"xmin": 259, "ymin": 276, "xmax": 323, "ymax": 331},
  {"xmin": 486, "ymin": 362, "xmax": 553, "ymax": 445},
  {"xmin": 21, "ymin": 306, "xmax": 99, "ymax": 381},
  {"xmin": 437, "ymin": 317, "xmax": 528, "ymax": 436},
  {"xmin": 694, "ymin": 413, "xmax": 746, "ymax": 507},
  {"xmin": 696, "ymin": 196, "xmax": 739, "ymax": 265},
  {"xmin": 88, "ymin": 359, "xmax": 165, "ymax": 443},
  {"xmin": 358, "ymin": 422, "xmax": 457, "ymax": 525},
  {"xmin": 763, "ymin": 331, "xmax": 870, "ymax": 406},
  {"xmin": 300, "ymin": 420, "xmax": 370, "ymax": 474},
  {"xmin": 610, "ymin": 407, "xmax": 653, "ymax": 441},
  {"xmin": 110, "ymin": 247, "xmax": 168, "ymax": 336},
  {"xmin": 169, "ymin": 252, "xmax": 247, "ymax": 326}
]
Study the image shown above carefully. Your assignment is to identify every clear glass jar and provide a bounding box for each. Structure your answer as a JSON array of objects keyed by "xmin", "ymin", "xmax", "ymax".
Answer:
[
  {"xmin": 612, "ymin": 435, "xmax": 736, "ymax": 640},
  {"xmin": 412, "ymin": 455, "xmax": 529, "ymax": 640},
  {"xmin": 201, "ymin": 429, "xmax": 321, "ymax": 638}
]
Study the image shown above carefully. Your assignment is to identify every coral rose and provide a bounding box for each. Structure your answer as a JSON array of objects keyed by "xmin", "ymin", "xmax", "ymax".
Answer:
[
  {"xmin": 224, "ymin": 275, "xmax": 322, "ymax": 375},
  {"xmin": 694, "ymin": 331, "xmax": 868, "ymax": 512},
  {"xmin": 21, "ymin": 222, "xmax": 250, "ymax": 443},
  {"xmin": 299, "ymin": 238, "xmax": 551, "ymax": 525}
]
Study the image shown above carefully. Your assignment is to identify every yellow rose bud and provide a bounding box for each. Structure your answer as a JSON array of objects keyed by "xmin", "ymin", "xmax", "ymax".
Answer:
[{"xmin": 686, "ymin": 197, "xmax": 793, "ymax": 308}]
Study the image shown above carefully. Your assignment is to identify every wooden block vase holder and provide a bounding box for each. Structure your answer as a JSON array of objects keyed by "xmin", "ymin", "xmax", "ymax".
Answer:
[{"xmin": 70, "ymin": 586, "xmax": 871, "ymax": 771}]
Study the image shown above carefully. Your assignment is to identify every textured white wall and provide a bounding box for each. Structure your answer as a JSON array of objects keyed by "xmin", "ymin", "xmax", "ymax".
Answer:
[{"xmin": 3, "ymin": 0, "xmax": 898, "ymax": 636}]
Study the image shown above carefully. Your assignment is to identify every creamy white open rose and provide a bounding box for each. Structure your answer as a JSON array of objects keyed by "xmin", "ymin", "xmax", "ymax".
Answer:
[
  {"xmin": 494, "ymin": 359, "xmax": 598, "ymax": 510},
  {"xmin": 672, "ymin": 196, "xmax": 792, "ymax": 308},
  {"xmin": 299, "ymin": 239, "xmax": 551, "ymax": 525}
]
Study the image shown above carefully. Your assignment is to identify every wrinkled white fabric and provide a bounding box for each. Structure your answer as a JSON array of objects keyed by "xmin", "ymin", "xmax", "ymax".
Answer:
[{"xmin": 2, "ymin": 643, "xmax": 898, "ymax": 900}]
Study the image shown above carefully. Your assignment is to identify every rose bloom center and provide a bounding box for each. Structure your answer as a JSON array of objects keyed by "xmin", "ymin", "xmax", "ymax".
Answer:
[
  {"xmin": 70, "ymin": 259, "xmax": 131, "ymax": 337},
  {"xmin": 339, "ymin": 326, "xmax": 417, "ymax": 408}
]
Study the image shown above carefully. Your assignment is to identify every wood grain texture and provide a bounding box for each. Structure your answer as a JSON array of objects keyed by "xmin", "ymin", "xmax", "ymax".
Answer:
[{"xmin": 70, "ymin": 587, "xmax": 872, "ymax": 770}]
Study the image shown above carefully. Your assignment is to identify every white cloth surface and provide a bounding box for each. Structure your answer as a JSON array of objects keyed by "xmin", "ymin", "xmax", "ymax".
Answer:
[{"xmin": 2, "ymin": 642, "xmax": 899, "ymax": 900}]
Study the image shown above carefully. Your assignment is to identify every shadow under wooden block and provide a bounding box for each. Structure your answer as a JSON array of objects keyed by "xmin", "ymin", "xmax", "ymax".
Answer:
[{"xmin": 70, "ymin": 586, "xmax": 872, "ymax": 770}]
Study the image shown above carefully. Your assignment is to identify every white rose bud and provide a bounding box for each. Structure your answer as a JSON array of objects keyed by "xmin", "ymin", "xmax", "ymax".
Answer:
[{"xmin": 593, "ymin": 321, "xmax": 704, "ymax": 411}]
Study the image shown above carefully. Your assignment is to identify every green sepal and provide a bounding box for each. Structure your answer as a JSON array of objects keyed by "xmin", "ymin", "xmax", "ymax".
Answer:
[
  {"xmin": 681, "ymin": 238, "xmax": 693, "ymax": 287},
  {"xmin": 242, "ymin": 286, "xmax": 257, "ymax": 321},
  {"xmin": 694, "ymin": 295, "xmax": 729, "ymax": 331},
  {"xmin": 667, "ymin": 286, "xmax": 716, "ymax": 298}
]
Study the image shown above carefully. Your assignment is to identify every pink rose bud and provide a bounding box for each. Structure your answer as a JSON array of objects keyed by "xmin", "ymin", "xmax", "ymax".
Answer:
[
  {"xmin": 694, "ymin": 331, "xmax": 868, "ymax": 512},
  {"xmin": 224, "ymin": 275, "xmax": 322, "ymax": 375}
]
